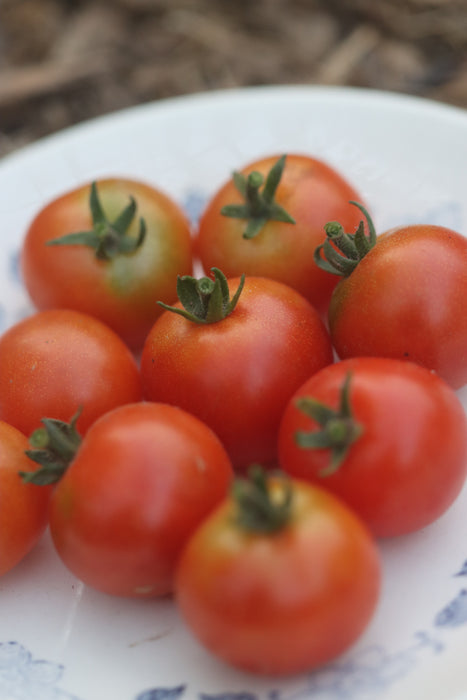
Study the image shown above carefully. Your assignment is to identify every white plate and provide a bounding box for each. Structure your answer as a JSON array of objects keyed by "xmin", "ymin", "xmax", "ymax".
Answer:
[{"xmin": 1, "ymin": 85, "xmax": 467, "ymax": 700}]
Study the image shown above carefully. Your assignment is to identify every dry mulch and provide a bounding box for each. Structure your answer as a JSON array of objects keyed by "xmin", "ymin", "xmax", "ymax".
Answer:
[{"xmin": 1, "ymin": 0, "xmax": 466, "ymax": 158}]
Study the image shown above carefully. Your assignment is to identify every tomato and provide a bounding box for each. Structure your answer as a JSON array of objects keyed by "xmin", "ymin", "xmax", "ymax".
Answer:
[
  {"xmin": 0, "ymin": 309, "xmax": 142, "ymax": 437},
  {"xmin": 21, "ymin": 178, "xmax": 193, "ymax": 350},
  {"xmin": 140, "ymin": 269, "xmax": 333, "ymax": 471},
  {"xmin": 195, "ymin": 154, "xmax": 366, "ymax": 315},
  {"xmin": 32, "ymin": 402, "xmax": 233, "ymax": 597},
  {"xmin": 278, "ymin": 357, "xmax": 467, "ymax": 537},
  {"xmin": 175, "ymin": 468, "xmax": 381, "ymax": 675},
  {"xmin": 316, "ymin": 216, "xmax": 467, "ymax": 389},
  {"xmin": 0, "ymin": 421, "xmax": 52, "ymax": 577}
]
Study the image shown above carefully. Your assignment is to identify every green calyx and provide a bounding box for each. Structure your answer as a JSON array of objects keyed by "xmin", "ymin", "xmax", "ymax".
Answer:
[
  {"xmin": 232, "ymin": 465, "xmax": 293, "ymax": 534},
  {"xmin": 220, "ymin": 154, "xmax": 296, "ymax": 239},
  {"xmin": 46, "ymin": 181, "xmax": 147, "ymax": 261},
  {"xmin": 314, "ymin": 201, "xmax": 377, "ymax": 277},
  {"xmin": 20, "ymin": 410, "xmax": 83, "ymax": 486},
  {"xmin": 158, "ymin": 267, "xmax": 245, "ymax": 324},
  {"xmin": 295, "ymin": 373, "xmax": 363, "ymax": 475}
]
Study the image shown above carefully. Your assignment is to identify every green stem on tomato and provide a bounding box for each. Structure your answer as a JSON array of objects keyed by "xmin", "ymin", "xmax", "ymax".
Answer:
[
  {"xmin": 314, "ymin": 201, "xmax": 377, "ymax": 277},
  {"xmin": 20, "ymin": 409, "xmax": 83, "ymax": 486},
  {"xmin": 157, "ymin": 267, "xmax": 245, "ymax": 324},
  {"xmin": 46, "ymin": 181, "xmax": 147, "ymax": 261},
  {"xmin": 232, "ymin": 465, "xmax": 293, "ymax": 534},
  {"xmin": 295, "ymin": 372, "xmax": 364, "ymax": 475},
  {"xmin": 220, "ymin": 155, "xmax": 296, "ymax": 239}
]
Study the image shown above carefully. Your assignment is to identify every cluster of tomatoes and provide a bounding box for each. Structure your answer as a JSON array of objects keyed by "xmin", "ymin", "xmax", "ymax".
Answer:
[{"xmin": 1, "ymin": 153, "xmax": 467, "ymax": 677}]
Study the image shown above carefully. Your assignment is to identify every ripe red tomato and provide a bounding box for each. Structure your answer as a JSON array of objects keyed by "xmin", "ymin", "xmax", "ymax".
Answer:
[
  {"xmin": 43, "ymin": 402, "xmax": 233, "ymax": 597},
  {"xmin": 195, "ymin": 154, "xmax": 365, "ymax": 315},
  {"xmin": 319, "ymin": 220, "xmax": 467, "ymax": 389},
  {"xmin": 0, "ymin": 309, "xmax": 142, "ymax": 437},
  {"xmin": 175, "ymin": 469, "xmax": 381, "ymax": 675},
  {"xmin": 140, "ymin": 270, "xmax": 333, "ymax": 471},
  {"xmin": 278, "ymin": 357, "xmax": 467, "ymax": 537},
  {"xmin": 0, "ymin": 421, "xmax": 52, "ymax": 577},
  {"xmin": 21, "ymin": 178, "xmax": 193, "ymax": 350}
]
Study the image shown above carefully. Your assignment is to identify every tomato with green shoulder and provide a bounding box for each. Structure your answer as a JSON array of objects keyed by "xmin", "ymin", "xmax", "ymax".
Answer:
[{"xmin": 21, "ymin": 178, "xmax": 194, "ymax": 350}]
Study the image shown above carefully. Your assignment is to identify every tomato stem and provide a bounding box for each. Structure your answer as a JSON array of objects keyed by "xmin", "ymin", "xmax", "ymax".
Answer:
[
  {"xmin": 46, "ymin": 181, "xmax": 147, "ymax": 260},
  {"xmin": 221, "ymin": 155, "xmax": 296, "ymax": 239},
  {"xmin": 295, "ymin": 373, "xmax": 364, "ymax": 475},
  {"xmin": 20, "ymin": 409, "xmax": 83, "ymax": 486},
  {"xmin": 314, "ymin": 201, "xmax": 377, "ymax": 277},
  {"xmin": 232, "ymin": 465, "xmax": 292, "ymax": 534},
  {"xmin": 158, "ymin": 267, "xmax": 245, "ymax": 324}
]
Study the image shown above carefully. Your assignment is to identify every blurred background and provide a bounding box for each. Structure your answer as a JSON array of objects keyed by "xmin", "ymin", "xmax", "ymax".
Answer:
[{"xmin": 1, "ymin": 0, "xmax": 467, "ymax": 159}]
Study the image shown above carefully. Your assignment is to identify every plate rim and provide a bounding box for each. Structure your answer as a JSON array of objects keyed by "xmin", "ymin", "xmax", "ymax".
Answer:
[{"xmin": 2, "ymin": 84, "xmax": 467, "ymax": 171}]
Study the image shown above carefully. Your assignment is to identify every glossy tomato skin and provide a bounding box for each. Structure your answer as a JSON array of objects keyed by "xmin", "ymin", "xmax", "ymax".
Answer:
[
  {"xmin": 0, "ymin": 421, "xmax": 52, "ymax": 577},
  {"xmin": 195, "ymin": 154, "xmax": 365, "ymax": 315},
  {"xmin": 0, "ymin": 309, "xmax": 142, "ymax": 437},
  {"xmin": 329, "ymin": 225, "xmax": 467, "ymax": 389},
  {"xmin": 175, "ymin": 477, "xmax": 381, "ymax": 675},
  {"xmin": 49, "ymin": 402, "xmax": 233, "ymax": 597},
  {"xmin": 140, "ymin": 276, "xmax": 334, "ymax": 471},
  {"xmin": 278, "ymin": 357, "xmax": 467, "ymax": 537},
  {"xmin": 21, "ymin": 178, "xmax": 193, "ymax": 350}
]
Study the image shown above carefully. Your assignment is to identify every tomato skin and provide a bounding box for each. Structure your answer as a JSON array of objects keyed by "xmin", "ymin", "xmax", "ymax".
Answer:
[
  {"xmin": 175, "ymin": 477, "xmax": 381, "ymax": 675},
  {"xmin": 0, "ymin": 421, "xmax": 52, "ymax": 577},
  {"xmin": 0, "ymin": 309, "xmax": 142, "ymax": 437},
  {"xmin": 195, "ymin": 154, "xmax": 365, "ymax": 315},
  {"xmin": 328, "ymin": 225, "xmax": 467, "ymax": 389},
  {"xmin": 278, "ymin": 357, "xmax": 467, "ymax": 537},
  {"xmin": 140, "ymin": 276, "xmax": 334, "ymax": 471},
  {"xmin": 49, "ymin": 402, "xmax": 233, "ymax": 597},
  {"xmin": 21, "ymin": 178, "xmax": 193, "ymax": 350}
]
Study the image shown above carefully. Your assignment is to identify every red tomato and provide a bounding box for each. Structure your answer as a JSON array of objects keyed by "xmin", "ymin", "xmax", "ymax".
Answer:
[
  {"xmin": 45, "ymin": 402, "xmax": 233, "ymax": 597},
  {"xmin": 21, "ymin": 178, "xmax": 193, "ymax": 350},
  {"xmin": 195, "ymin": 154, "xmax": 366, "ymax": 315},
  {"xmin": 175, "ymin": 469, "xmax": 381, "ymax": 675},
  {"xmin": 0, "ymin": 421, "xmax": 52, "ymax": 577},
  {"xmin": 321, "ymin": 222, "xmax": 467, "ymax": 389},
  {"xmin": 140, "ymin": 272, "xmax": 333, "ymax": 471},
  {"xmin": 278, "ymin": 357, "xmax": 467, "ymax": 537},
  {"xmin": 0, "ymin": 309, "xmax": 142, "ymax": 437}
]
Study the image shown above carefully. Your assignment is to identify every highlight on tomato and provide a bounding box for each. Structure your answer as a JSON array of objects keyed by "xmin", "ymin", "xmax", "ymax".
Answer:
[
  {"xmin": 21, "ymin": 178, "xmax": 194, "ymax": 350},
  {"xmin": 195, "ymin": 153, "xmax": 366, "ymax": 315},
  {"xmin": 140, "ymin": 268, "xmax": 334, "ymax": 471},
  {"xmin": 314, "ymin": 204, "xmax": 467, "ymax": 389},
  {"xmin": 0, "ymin": 421, "xmax": 52, "ymax": 578},
  {"xmin": 278, "ymin": 357, "xmax": 467, "ymax": 537},
  {"xmin": 175, "ymin": 466, "xmax": 381, "ymax": 676},
  {"xmin": 23, "ymin": 402, "xmax": 234, "ymax": 597},
  {"xmin": 0, "ymin": 308, "xmax": 142, "ymax": 437}
]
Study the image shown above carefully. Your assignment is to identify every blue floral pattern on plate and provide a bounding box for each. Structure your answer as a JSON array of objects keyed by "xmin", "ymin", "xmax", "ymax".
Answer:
[
  {"xmin": 135, "ymin": 687, "xmax": 186, "ymax": 700},
  {"xmin": 0, "ymin": 641, "xmax": 81, "ymax": 700}
]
